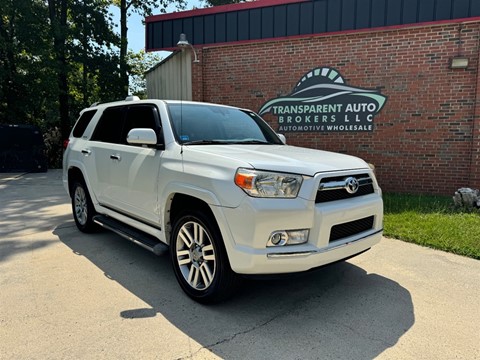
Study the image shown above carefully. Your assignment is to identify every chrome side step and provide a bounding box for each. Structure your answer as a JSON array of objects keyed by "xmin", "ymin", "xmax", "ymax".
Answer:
[{"xmin": 93, "ymin": 215, "xmax": 168, "ymax": 255}]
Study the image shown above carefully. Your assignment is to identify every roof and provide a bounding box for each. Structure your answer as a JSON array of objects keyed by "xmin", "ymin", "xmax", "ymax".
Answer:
[{"xmin": 146, "ymin": 0, "xmax": 480, "ymax": 52}]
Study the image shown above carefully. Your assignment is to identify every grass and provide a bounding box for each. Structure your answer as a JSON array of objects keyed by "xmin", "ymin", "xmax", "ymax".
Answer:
[{"xmin": 383, "ymin": 193, "xmax": 480, "ymax": 260}]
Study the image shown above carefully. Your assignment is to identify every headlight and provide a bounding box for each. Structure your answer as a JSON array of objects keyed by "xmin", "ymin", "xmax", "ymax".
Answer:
[{"xmin": 234, "ymin": 168, "xmax": 303, "ymax": 198}]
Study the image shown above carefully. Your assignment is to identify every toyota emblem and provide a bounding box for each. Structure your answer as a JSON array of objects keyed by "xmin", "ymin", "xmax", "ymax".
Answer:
[{"xmin": 345, "ymin": 177, "xmax": 360, "ymax": 194}]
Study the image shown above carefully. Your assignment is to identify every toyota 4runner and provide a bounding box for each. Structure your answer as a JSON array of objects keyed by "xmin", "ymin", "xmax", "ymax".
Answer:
[{"xmin": 63, "ymin": 97, "xmax": 383, "ymax": 303}]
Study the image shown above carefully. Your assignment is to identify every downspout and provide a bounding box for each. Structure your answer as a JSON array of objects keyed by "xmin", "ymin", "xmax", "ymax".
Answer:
[{"xmin": 469, "ymin": 24, "xmax": 480, "ymax": 188}]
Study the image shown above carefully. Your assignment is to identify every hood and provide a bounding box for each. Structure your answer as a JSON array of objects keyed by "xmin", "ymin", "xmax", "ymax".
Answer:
[{"xmin": 185, "ymin": 144, "xmax": 368, "ymax": 176}]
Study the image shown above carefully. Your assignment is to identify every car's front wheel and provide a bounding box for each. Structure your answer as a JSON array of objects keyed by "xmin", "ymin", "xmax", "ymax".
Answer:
[
  {"xmin": 170, "ymin": 210, "xmax": 239, "ymax": 304},
  {"xmin": 71, "ymin": 180, "xmax": 97, "ymax": 233}
]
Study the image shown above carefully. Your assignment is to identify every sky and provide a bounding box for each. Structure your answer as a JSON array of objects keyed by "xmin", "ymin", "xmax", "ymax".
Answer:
[{"xmin": 110, "ymin": 0, "xmax": 204, "ymax": 55}]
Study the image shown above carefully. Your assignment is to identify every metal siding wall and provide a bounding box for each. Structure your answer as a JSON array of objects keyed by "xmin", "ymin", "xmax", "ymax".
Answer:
[
  {"xmin": 453, "ymin": 0, "xmax": 470, "ymax": 17},
  {"xmin": 204, "ymin": 15, "xmax": 215, "ymax": 44},
  {"xmin": 386, "ymin": 0, "xmax": 402, "ymax": 25},
  {"xmin": 262, "ymin": 7, "xmax": 274, "ymax": 38},
  {"xmin": 419, "ymin": 0, "xmax": 436, "ymax": 22},
  {"xmin": 473, "ymin": 0, "xmax": 480, "ymax": 16},
  {"xmin": 162, "ymin": 21, "xmax": 173, "ymax": 48},
  {"xmin": 342, "ymin": 0, "xmax": 356, "ymax": 30},
  {"xmin": 146, "ymin": 0, "xmax": 480, "ymax": 50},
  {"xmin": 193, "ymin": 17, "xmax": 204, "ymax": 44},
  {"xmin": 216, "ymin": 13, "xmax": 226, "ymax": 42},
  {"xmin": 146, "ymin": 52, "xmax": 192, "ymax": 101},
  {"xmin": 249, "ymin": 8, "xmax": 262, "ymax": 40},
  {"xmin": 356, "ymin": 0, "xmax": 371, "ymax": 29},
  {"xmin": 299, "ymin": 2, "xmax": 314, "ymax": 35},
  {"xmin": 172, "ymin": 19, "xmax": 183, "ymax": 46},
  {"xmin": 371, "ymin": 0, "xmax": 386, "ymax": 27},
  {"xmin": 274, "ymin": 6, "xmax": 287, "ymax": 37},
  {"xmin": 286, "ymin": 4, "xmax": 300, "ymax": 36},
  {"xmin": 238, "ymin": 10, "xmax": 249, "ymax": 40},
  {"xmin": 470, "ymin": 0, "xmax": 480, "ymax": 16},
  {"xmin": 436, "ymin": 0, "xmax": 453, "ymax": 19},
  {"xmin": 403, "ymin": 0, "xmax": 419, "ymax": 23},
  {"xmin": 313, "ymin": 1, "xmax": 327, "ymax": 33},
  {"xmin": 183, "ymin": 18, "xmax": 193, "ymax": 45},
  {"xmin": 327, "ymin": 0, "xmax": 341, "ymax": 31},
  {"xmin": 226, "ymin": 12, "xmax": 238, "ymax": 41}
]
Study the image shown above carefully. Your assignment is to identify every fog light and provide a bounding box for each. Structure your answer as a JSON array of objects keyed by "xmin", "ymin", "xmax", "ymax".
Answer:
[
  {"xmin": 267, "ymin": 229, "xmax": 309, "ymax": 247},
  {"xmin": 268, "ymin": 231, "xmax": 288, "ymax": 247}
]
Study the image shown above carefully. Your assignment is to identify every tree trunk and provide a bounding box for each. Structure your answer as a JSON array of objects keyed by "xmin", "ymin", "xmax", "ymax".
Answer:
[
  {"xmin": 119, "ymin": 0, "xmax": 129, "ymax": 96},
  {"xmin": 82, "ymin": 0, "xmax": 89, "ymax": 108},
  {"xmin": 48, "ymin": 0, "xmax": 70, "ymax": 141},
  {"xmin": 4, "ymin": 13, "xmax": 18, "ymax": 122}
]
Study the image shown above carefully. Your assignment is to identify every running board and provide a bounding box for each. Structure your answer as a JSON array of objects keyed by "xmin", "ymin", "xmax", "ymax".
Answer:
[{"xmin": 93, "ymin": 215, "xmax": 168, "ymax": 255}]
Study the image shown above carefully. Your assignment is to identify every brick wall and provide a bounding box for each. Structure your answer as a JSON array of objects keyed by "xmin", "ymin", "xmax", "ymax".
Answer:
[{"xmin": 191, "ymin": 22, "xmax": 480, "ymax": 195}]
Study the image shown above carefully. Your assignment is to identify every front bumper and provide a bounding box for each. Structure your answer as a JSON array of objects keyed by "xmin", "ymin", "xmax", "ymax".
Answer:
[
  {"xmin": 227, "ymin": 230, "xmax": 381, "ymax": 274},
  {"xmin": 219, "ymin": 193, "xmax": 383, "ymax": 275}
]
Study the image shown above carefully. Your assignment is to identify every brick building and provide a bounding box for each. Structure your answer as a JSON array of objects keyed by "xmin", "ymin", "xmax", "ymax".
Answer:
[{"xmin": 145, "ymin": 0, "xmax": 480, "ymax": 195}]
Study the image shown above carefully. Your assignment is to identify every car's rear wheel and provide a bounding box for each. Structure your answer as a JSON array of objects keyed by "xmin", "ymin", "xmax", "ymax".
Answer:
[
  {"xmin": 72, "ymin": 180, "xmax": 97, "ymax": 233},
  {"xmin": 170, "ymin": 210, "xmax": 239, "ymax": 304}
]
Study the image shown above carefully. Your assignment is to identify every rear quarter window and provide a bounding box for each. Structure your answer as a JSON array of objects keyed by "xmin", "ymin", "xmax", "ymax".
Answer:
[{"xmin": 73, "ymin": 110, "xmax": 97, "ymax": 138}]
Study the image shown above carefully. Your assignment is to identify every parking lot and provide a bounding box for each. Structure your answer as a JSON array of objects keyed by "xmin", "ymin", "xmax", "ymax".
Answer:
[{"xmin": 1, "ymin": 170, "xmax": 479, "ymax": 359}]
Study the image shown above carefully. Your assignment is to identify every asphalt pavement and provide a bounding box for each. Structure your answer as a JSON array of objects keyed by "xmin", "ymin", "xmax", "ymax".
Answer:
[{"xmin": 0, "ymin": 170, "xmax": 479, "ymax": 359}]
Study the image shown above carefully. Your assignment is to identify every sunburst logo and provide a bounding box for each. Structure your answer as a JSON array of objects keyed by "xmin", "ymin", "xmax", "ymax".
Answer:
[{"xmin": 258, "ymin": 67, "xmax": 387, "ymax": 133}]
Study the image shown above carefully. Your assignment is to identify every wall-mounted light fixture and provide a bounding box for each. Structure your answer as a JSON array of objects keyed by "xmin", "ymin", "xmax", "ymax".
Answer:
[
  {"xmin": 177, "ymin": 33, "xmax": 199, "ymax": 63},
  {"xmin": 450, "ymin": 24, "xmax": 468, "ymax": 69},
  {"xmin": 450, "ymin": 56, "xmax": 469, "ymax": 69}
]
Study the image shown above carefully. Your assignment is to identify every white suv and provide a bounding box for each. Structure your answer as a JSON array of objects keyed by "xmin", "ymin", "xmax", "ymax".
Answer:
[{"xmin": 63, "ymin": 97, "xmax": 383, "ymax": 303}]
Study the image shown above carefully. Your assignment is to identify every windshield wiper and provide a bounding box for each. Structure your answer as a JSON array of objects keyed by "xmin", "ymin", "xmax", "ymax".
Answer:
[
  {"xmin": 230, "ymin": 139, "xmax": 271, "ymax": 144},
  {"xmin": 182, "ymin": 140, "xmax": 230, "ymax": 145}
]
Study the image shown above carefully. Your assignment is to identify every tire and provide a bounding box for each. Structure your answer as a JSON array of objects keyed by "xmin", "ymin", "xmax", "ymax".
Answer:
[
  {"xmin": 71, "ymin": 180, "xmax": 97, "ymax": 233},
  {"xmin": 170, "ymin": 210, "xmax": 240, "ymax": 304}
]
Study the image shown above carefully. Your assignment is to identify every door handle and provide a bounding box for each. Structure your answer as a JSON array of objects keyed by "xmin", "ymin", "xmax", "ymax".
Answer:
[
  {"xmin": 110, "ymin": 154, "xmax": 121, "ymax": 161},
  {"xmin": 81, "ymin": 149, "xmax": 91, "ymax": 156}
]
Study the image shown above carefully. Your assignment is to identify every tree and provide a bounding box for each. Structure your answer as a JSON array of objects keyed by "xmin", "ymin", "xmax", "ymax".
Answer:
[
  {"xmin": 0, "ymin": 0, "xmax": 55, "ymax": 126},
  {"xmin": 127, "ymin": 49, "xmax": 162, "ymax": 98},
  {"xmin": 69, "ymin": 0, "xmax": 121, "ymax": 108},
  {"xmin": 112, "ymin": 0, "xmax": 185, "ymax": 97},
  {"xmin": 47, "ymin": 0, "xmax": 70, "ymax": 141},
  {"xmin": 0, "ymin": 0, "xmax": 124, "ymax": 167}
]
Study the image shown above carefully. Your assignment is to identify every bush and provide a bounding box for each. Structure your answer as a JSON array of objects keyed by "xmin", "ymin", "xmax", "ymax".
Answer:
[{"xmin": 43, "ymin": 127, "xmax": 63, "ymax": 169}]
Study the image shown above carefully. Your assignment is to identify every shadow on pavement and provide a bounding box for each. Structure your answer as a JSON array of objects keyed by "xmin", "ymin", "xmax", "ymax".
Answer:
[
  {"xmin": 54, "ymin": 224, "xmax": 415, "ymax": 360},
  {"xmin": 0, "ymin": 170, "xmax": 71, "ymax": 239}
]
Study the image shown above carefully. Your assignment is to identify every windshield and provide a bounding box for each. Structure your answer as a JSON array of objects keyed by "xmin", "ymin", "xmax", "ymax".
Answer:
[{"xmin": 167, "ymin": 104, "xmax": 283, "ymax": 145}]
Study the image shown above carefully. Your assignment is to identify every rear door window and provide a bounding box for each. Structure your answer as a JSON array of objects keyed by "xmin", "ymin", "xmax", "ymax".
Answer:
[{"xmin": 91, "ymin": 106, "xmax": 125, "ymax": 144}]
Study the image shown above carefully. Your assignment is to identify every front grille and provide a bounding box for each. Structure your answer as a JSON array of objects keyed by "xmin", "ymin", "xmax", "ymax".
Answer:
[
  {"xmin": 329, "ymin": 216, "xmax": 375, "ymax": 242},
  {"xmin": 316, "ymin": 173, "xmax": 374, "ymax": 203}
]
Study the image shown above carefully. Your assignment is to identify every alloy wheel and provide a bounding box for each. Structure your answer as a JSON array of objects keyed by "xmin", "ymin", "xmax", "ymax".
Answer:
[{"xmin": 175, "ymin": 221, "xmax": 216, "ymax": 290}]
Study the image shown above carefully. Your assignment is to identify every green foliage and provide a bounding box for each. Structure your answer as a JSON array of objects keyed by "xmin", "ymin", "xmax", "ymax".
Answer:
[
  {"xmin": 384, "ymin": 193, "xmax": 480, "ymax": 259},
  {"xmin": 128, "ymin": 50, "xmax": 162, "ymax": 98},
  {"xmin": 0, "ymin": 0, "xmax": 193, "ymax": 167},
  {"xmin": 43, "ymin": 126, "xmax": 63, "ymax": 168},
  {"xmin": 112, "ymin": 0, "xmax": 186, "ymax": 97},
  {"xmin": 0, "ymin": 0, "xmax": 56, "ymax": 126}
]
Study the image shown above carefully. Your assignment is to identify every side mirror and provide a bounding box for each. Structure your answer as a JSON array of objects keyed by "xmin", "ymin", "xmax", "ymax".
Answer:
[
  {"xmin": 127, "ymin": 128, "xmax": 157, "ymax": 146},
  {"xmin": 277, "ymin": 133, "xmax": 287, "ymax": 144}
]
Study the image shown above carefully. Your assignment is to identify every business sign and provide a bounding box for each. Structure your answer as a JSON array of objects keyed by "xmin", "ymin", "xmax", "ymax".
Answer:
[{"xmin": 258, "ymin": 67, "xmax": 387, "ymax": 132}]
